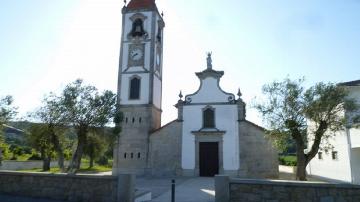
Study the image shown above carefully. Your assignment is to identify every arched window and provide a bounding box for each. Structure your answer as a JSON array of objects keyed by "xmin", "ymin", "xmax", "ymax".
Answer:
[
  {"xmin": 129, "ymin": 77, "xmax": 140, "ymax": 99},
  {"xmin": 203, "ymin": 107, "xmax": 215, "ymax": 128},
  {"xmin": 131, "ymin": 19, "xmax": 145, "ymax": 37}
]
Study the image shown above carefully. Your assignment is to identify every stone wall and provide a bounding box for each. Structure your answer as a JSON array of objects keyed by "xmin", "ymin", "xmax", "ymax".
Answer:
[
  {"xmin": 148, "ymin": 120, "xmax": 182, "ymax": 176},
  {"xmin": 0, "ymin": 160, "xmax": 69, "ymax": 171},
  {"xmin": 114, "ymin": 105, "xmax": 161, "ymax": 175},
  {"xmin": 215, "ymin": 175, "xmax": 360, "ymax": 202},
  {"xmin": 0, "ymin": 171, "xmax": 134, "ymax": 202},
  {"xmin": 238, "ymin": 121, "xmax": 279, "ymax": 178}
]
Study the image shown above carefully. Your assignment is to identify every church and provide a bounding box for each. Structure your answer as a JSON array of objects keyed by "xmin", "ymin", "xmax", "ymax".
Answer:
[{"xmin": 113, "ymin": 0, "xmax": 278, "ymax": 178}]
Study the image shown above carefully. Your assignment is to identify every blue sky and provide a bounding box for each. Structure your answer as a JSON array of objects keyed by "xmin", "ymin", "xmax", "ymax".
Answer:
[{"xmin": 0, "ymin": 0, "xmax": 359, "ymax": 125}]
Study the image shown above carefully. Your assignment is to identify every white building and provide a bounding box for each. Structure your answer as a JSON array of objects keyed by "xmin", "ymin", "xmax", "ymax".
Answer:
[
  {"xmin": 307, "ymin": 80, "xmax": 360, "ymax": 184},
  {"xmin": 113, "ymin": 0, "xmax": 278, "ymax": 178}
]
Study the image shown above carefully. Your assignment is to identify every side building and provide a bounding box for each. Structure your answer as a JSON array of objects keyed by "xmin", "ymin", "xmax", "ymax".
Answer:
[{"xmin": 307, "ymin": 80, "xmax": 360, "ymax": 184}]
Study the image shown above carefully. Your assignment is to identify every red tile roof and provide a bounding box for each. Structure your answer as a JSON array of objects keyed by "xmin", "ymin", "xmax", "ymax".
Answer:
[{"xmin": 127, "ymin": 0, "xmax": 156, "ymax": 10}]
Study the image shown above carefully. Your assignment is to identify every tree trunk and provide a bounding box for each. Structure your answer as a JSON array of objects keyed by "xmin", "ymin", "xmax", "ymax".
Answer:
[
  {"xmin": 41, "ymin": 148, "xmax": 51, "ymax": 172},
  {"xmin": 296, "ymin": 148, "xmax": 307, "ymax": 181},
  {"xmin": 89, "ymin": 155, "xmax": 94, "ymax": 168},
  {"xmin": 68, "ymin": 126, "xmax": 87, "ymax": 174},
  {"xmin": 50, "ymin": 130, "xmax": 65, "ymax": 172}
]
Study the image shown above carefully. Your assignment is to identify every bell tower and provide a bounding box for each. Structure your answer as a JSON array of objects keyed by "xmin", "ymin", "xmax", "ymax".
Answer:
[{"xmin": 114, "ymin": 0, "xmax": 165, "ymax": 175}]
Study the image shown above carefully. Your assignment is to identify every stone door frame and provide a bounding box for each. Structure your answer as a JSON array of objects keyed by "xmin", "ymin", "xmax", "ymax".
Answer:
[{"xmin": 192, "ymin": 131, "xmax": 225, "ymax": 176}]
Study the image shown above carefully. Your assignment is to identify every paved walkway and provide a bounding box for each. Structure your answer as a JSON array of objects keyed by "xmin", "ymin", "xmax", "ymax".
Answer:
[{"xmin": 146, "ymin": 178, "xmax": 215, "ymax": 202}]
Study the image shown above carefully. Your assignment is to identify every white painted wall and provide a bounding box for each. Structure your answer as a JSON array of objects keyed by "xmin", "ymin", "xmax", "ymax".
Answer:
[
  {"xmin": 120, "ymin": 73, "xmax": 149, "ymax": 104},
  {"xmin": 307, "ymin": 131, "xmax": 353, "ymax": 183},
  {"xmin": 186, "ymin": 77, "xmax": 234, "ymax": 103},
  {"xmin": 351, "ymin": 148, "xmax": 360, "ymax": 184},
  {"xmin": 181, "ymin": 104, "xmax": 239, "ymax": 171},
  {"xmin": 350, "ymin": 128, "xmax": 360, "ymax": 148},
  {"xmin": 153, "ymin": 76, "xmax": 162, "ymax": 109}
]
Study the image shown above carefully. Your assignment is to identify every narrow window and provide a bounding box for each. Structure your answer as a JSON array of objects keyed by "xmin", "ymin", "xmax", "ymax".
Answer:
[
  {"xmin": 132, "ymin": 117, "xmax": 135, "ymax": 123},
  {"xmin": 318, "ymin": 152, "xmax": 323, "ymax": 160},
  {"xmin": 129, "ymin": 77, "xmax": 141, "ymax": 100},
  {"xmin": 139, "ymin": 117, "xmax": 142, "ymax": 123},
  {"xmin": 138, "ymin": 152, "xmax": 141, "ymax": 159},
  {"xmin": 203, "ymin": 107, "xmax": 215, "ymax": 128},
  {"xmin": 332, "ymin": 151, "xmax": 338, "ymax": 160},
  {"xmin": 124, "ymin": 153, "xmax": 127, "ymax": 159},
  {"xmin": 131, "ymin": 153, "xmax": 134, "ymax": 159},
  {"xmin": 125, "ymin": 117, "xmax": 128, "ymax": 123}
]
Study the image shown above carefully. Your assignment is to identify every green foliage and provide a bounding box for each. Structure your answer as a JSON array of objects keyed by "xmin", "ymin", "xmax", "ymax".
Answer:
[
  {"xmin": 96, "ymin": 155, "xmax": 109, "ymax": 166},
  {"xmin": 0, "ymin": 96, "xmax": 17, "ymax": 125},
  {"xmin": 255, "ymin": 78, "xmax": 358, "ymax": 180},
  {"xmin": 0, "ymin": 95, "xmax": 17, "ymax": 164},
  {"xmin": 279, "ymin": 155, "xmax": 297, "ymax": 166},
  {"xmin": 53, "ymin": 79, "xmax": 117, "ymax": 172},
  {"xmin": 28, "ymin": 153, "xmax": 42, "ymax": 160}
]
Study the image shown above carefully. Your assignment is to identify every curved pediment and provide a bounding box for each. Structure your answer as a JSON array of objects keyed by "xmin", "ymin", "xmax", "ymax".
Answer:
[{"xmin": 184, "ymin": 69, "xmax": 235, "ymax": 104}]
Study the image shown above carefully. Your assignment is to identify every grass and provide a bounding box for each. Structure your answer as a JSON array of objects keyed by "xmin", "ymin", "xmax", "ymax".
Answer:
[
  {"xmin": 16, "ymin": 161, "xmax": 112, "ymax": 174},
  {"xmin": 279, "ymin": 155, "xmax": 297, "ymax": 166}
]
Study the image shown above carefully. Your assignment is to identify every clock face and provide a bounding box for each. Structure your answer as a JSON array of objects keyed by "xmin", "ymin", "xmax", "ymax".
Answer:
[{"xmin": 130, "ymin": 48, "xmax": 143, "ymax": 61}]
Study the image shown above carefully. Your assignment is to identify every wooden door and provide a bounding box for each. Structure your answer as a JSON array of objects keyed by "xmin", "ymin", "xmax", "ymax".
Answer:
[{"xmin": 199, "ymin": 142, "xmax": 219, "ymax": 177}]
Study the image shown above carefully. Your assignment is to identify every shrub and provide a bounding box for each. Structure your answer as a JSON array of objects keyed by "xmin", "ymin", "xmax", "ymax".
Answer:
[
  {"xmin": 279, "ymin": 155, "xmax": 297, "ymax": 166},
  {"xmin": 27, "ymin": 153, "xmax": 42, "ymax": 160},
  {"xmin": 96, "ymin": 156, "xmax": 109, "ymax": 166}
]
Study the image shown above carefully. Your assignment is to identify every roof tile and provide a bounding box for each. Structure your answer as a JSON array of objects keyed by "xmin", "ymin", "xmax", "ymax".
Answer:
[{"xmin": 127, "ymin": 0, "xmax": 156, "ymax": 10}]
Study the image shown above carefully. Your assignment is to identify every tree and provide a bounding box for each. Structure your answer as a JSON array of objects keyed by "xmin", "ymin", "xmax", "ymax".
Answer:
[
  {"xmin": 27, "ymin": 123, "xmax": 54, "ymax": 171},
  {"xmin": 32, "ymin": 94, "xmax": 67, "ymax": 172},
  {"xmin": 84, "ymin": 131, "xmax": 106, "ymax": 168},
  {"xmin": 0, "ymin": 96, "xmax": 17, "ymax": 165},
  {"xmin": 58, "ymin": 79, "xmax": 117, "ymax": 173},
  {"xmin": 255, "ymin": 78, "xmax": 358, "ymax": 180}
]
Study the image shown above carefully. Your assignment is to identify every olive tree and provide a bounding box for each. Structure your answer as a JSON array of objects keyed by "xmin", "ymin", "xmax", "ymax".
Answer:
[
  {"xmin": 0, "ymin": 96, "xmax": 17, "ymax": 165},
  {"xmin": 58, "ymin": 79, "xmax": 117, "ymax": 173},
  {"xmin": 31, "ymin": 94, "xmax": 67, "ymax": 172},
  {"xmin": 255, "ymin": 78, "xmax": 358, "ymax": 180}
]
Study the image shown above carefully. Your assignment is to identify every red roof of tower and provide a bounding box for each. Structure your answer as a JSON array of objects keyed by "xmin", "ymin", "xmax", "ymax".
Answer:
[{"xmin": 127, "ymin": 0, "xmax": 156, "ymax": 10}]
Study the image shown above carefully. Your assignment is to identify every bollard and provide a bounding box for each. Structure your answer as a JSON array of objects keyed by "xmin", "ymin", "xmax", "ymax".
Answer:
[{"xmin": 171, "ymin": 179, "xmax": 175, "ymax": 202}]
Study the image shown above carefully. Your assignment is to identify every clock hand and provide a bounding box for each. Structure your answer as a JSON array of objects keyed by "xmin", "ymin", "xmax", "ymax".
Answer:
[{"xmin": 133, "ymin": 53, "xmax": 138, "ymax": 57}]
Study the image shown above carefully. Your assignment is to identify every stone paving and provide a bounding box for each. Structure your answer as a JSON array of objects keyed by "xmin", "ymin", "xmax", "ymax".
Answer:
[{"xmin": 147, "ymin": 177, "xmax": 215, "ymax": 202}]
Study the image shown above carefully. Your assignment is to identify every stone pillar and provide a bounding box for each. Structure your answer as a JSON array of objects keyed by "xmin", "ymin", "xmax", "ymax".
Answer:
[
  {"xmin": 236, "ymin": 99, "xmax": 246, "ymax": 121},
  {"xmin": 215, "ymin": 175, "xmax": 230, "ymax": 202},
  {"xmin": 175, "ymin": 99, "xmax": 184, "ymax": 121},
  {"xmin": 117, "ymin": 174, "xmax": 135, "ymax": 202}
]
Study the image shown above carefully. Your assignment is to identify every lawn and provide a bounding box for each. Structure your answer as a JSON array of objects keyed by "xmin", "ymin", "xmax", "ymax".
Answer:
[{"xmin": 16, "ymin": 160, "xmax": 112, "ymax": 174}]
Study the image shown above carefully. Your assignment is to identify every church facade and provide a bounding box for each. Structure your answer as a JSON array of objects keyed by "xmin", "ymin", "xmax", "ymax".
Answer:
[{"xmin": 113, "ymin": 0, "xmax": 278, "ymax": 178}]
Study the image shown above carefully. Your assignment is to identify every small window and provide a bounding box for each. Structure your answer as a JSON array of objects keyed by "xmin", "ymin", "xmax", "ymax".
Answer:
[
  {"xmin": 139, "ymin": 117, "xmax": 142, "ymax": 123},
  {"xmin": 132, "ymin": 117, "xmax": 135, "ymax": 123},
  {"xmin": 137, "ymin": 152, "xmax": 141, "ymax": 159},
  {"xmin": 318, "ymin": 152, "xmax": 323, "ymax": 160},
  {"xmin": 129, "ymin": 77, "xmax": 141, "ymax": 100},
  {"xmin": 332, "ymin": 151, "xmax": 338, "ymax": 160},
  {"xmin": 203, "ymin": 107, "xmax": 215, "ymax": 128},
  {"xmin": 131, "ymin": 153, "xmax": 134, "ymax": 159},
  {"xmin": 125, "ymin": 117, "xmax": 128, "ymax": 123},
  {"xmin": 124, "ymin": 153, "xmax": 127, "ymax": 159}
]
